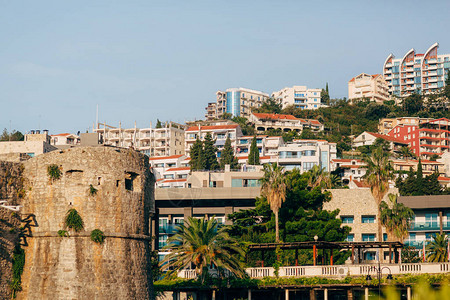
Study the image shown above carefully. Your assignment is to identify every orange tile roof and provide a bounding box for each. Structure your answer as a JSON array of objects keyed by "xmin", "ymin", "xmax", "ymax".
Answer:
[
  {"xmin": 51, "ymin": 133, "xmax": 72, "ymax": 137},
  {"xmin": 148, "ymin": 155, "xmax": 184, "ymax": 161},
  {"xmin": 438, "ymin": 176, "xmax": 450, "ymax": 182},
  {"xmin": 352, "ymin": 180, "xmax": 370, "ymax": 188},
  {"xmin": 309, "ymin": 120, "xmax": 322, "ymax": 125},
  {"xmin": 164, "ymin": 179, "xmax": 187, "ymax": 183},
  {"xmin": 366, "ymin": 132, "xmax": 408, "ymax": 144},
  {"xmin": 252, "ymin": 113, "xmax": 299, "ymax": 120},
  {"xmin": 166, "ymin": 167, "xmax": 191, "ymax": 172},
  {"xmin": 186, "ymin": 125, "xmax": 239, "ymax": 131}
]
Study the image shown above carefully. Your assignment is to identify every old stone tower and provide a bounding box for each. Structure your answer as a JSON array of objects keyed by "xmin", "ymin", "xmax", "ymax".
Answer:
[{"xmin": 17, "ymin": 146, "xmax": 155, "ymax": 299}]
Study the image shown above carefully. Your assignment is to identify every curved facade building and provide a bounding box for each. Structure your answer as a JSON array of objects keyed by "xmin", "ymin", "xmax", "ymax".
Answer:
[{"xmin": 383, "ymin": 43, "xmax": 450, "ymax": 97}]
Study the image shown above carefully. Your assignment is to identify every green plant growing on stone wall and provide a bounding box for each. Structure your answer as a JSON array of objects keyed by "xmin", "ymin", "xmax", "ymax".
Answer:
[
  {"xmin": 89, "ymin": 184, "xmax": 98, "ymax": 196},
  {"xmin": 64, "ymin": 209, "xmax": 84, "ymax": 232},
  {"xmin": 90, "ymin": 229, "xmax": 105, "ymax": 244},
  {"xmin": 9, "ymin": 245, "xmax": 25, "ymax": 298},
  {"xmin": 47, "ymin": 164, "xmax": 62, "ymax": 181},
  {"xmin": 57, "ymin": 230, "xmax": 69, "ymax": 237}
]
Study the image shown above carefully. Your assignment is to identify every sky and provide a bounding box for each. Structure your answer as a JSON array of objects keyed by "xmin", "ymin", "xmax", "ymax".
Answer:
[{"xmin": 1, "ymin": 0, "xmax": 449, "ymax": 134}]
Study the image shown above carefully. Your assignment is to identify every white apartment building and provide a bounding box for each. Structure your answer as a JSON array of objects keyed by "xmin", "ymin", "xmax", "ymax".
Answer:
[
  {"xmin": 348, "ymin": 73, "xmax": 390, "ymax": 103},
  {"xmin": 272, "ymin": 86, "xmax": 324, "ymax": 110},
  {"xmin": 94, "ymin": 122, "xmax": 185, "ymax": 157},
  {"xmin": 330, "ymin": 158, "xmax": 367, "ymax": 185},
  {"xmin": 50, "ymin": 133, "xmax": 80, "ymax": 146},
  {"xmin": 383, "ymin": 42, "xmax": 450, "ymax": 97},
  {"xmin": 205, "ymin": 88, "xmax": 270, "ymax": 120},
  {"xmin": 275, "ymin": 139, "xmax": 337, "ymax": 172},
  {"xmin": 184, "ymin": 124, "xmax": 242, "ymax": 157},
  {"xmin": 235, "ymin": 135, "xmax": 284, "ymax": 158}
]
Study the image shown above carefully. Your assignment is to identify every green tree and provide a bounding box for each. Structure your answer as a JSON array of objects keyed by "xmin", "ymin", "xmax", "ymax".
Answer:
[
  {"xmin": 398, "ymin": 146, "xmax": 416, "ymax": 160},
  {"xmin": 203, "ymin": 133, "xmax": 219, "ymax": 170},
  {"xmin": 443, "ymin": 74, "xmax": 450, "ymax": 100},
  {"xmin": 161, "ymin": 217, "xmax": 245, "ymax": 282},
  {"xmin": 254, "ymin": 98, "xmax": 282, "ymax": 114},
  {"xmin": 0, "ymin": 129, "xmax": 24, "ymax": 141},
  {"xmin": 379, "ymin": 194, "xmax": 414, "ymax": 241},
  {"xmin": 221, "ymin": 112, "xmax": 233, "ymax": 120},
  {"xmin": 402, "ymin": 93, "xmax": 423, "ymax": 115},
  {"xmin": 189, "ymin": 138, "xmax": 205, "ymax": 171},
  {"xmin": 219, "ymin": 137, "xmax": 238, "ymax": 169},
  {"xmin": 232, "ymin": 116, "xmax": 255, "ymax": 136},
  {"xmin": 363, "ymin": 146, "xmax": 394, "ymax": 240},
  {"xmin": 248, "ymin": 136, "xmax": 260, "ymax": 165},
  {"xmin": 426, "ymin": 233, "xmax": 449, "ymax": 263},
  {"xmin": 155, "ymin": 119, "xmax": 163, "ymax": 128},
  {"xmin": 306, "ymin": 165, "xmax": 337, "ymax": 189},
  {"xmin": 260, "ymin": 163, "xmax": 287, "ymax": 243},
  {"xmin": 321, "ymin": 83, "xmax": 330, "ymax": 105}
]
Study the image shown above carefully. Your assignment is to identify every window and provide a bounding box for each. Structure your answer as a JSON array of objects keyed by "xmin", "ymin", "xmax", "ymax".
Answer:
[
  {"xmin": 362, "ymin": 234, "xmax": 376, "ymax": 242},
  {"xmin": 158, "ymin": 235, "xmax": 168, "ymax": 248},
  {"xmin": 341, "ymin": 216, "xmax": 354, "ymax": 224},
  {"xmin": 303, "ymin": 162, "xmax": 317, "ymax": 171},
  {"xmin": 383, "ymin": 233, "xmax": 388, "ymax": 241},
  {"xmin": 364, "ymin": 251, "xmax": 376, "ymax": 260},
  {"xmin": 346, "ymin": 234, "xmax": 354, "ymax": 242},
  {"xmin": 362, "ymin": 216, "xmax": 375, "ymax": 223}
]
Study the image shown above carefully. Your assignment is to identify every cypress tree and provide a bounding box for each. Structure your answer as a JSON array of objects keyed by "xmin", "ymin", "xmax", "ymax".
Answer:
[
  {"xmin": 189, "ymin": 138, "xmax": 205, "ymax": 171},
  {"xmin": 220, "ymin": 137, "xmax": 238, "ymax": 169},
  {"xmin": 248, "ymin": 136, "xmax": 260, "ymax": 165},
  {"xmin": 156, "ymin": 119, "xmax": 162, "ymax": 128},
  {"xmin": 203, "ymin": 133, "xmax": 219, "ymax": 170}
]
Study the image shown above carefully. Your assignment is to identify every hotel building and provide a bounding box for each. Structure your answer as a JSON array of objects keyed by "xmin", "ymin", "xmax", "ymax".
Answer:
[
  {"xmin": 348, "ymin": 73, "xmax": 389, "ymax": 103},
  {"xmin": 272, "ymin": 86, "xmax": 324, "ymax": 110},
  {"xmin": 383, "ymin": 43, "xmax": 450, "ymax": 97}
]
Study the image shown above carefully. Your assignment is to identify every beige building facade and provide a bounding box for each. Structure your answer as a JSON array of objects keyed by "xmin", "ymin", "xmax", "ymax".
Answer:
[
  {"xmin": 0, "ymin": 132, "xmax": 56, "ymax": 158},
  {"xmin": 348, "ymin": 73, "xmax": 390, "ymax": 103},
  {"xmin": 272, "ymin": 86, "xmax": 324, "ymax": 110}
]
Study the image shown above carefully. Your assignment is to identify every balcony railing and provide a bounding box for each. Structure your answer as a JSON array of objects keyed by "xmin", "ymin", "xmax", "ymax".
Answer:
[{"xmin": 410, "ymin": 222, "xmax": 439, "ymax": 231}]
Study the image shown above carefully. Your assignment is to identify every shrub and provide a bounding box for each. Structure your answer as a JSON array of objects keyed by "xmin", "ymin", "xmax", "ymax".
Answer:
[
  {"xmin": 57, "ymin": 230, "xmax": 69, "ymax": 237},
  {"xmin": 64, "ymin": 209, "xmax": 84, "ymax": 232},
  {"xmin": 47, "ymin": 164, "xmax": 62, "ymax": 181},
  {"xmin": 89, "ymin": 184, "xmax": 98, "ymax": 196},
  {"xmin": 9, "ymin": 245, "xmax": 25, "ymax": 298},
  {"xmin": 90, "ymin": 229, "xmax": 105, "ymax": 244}
]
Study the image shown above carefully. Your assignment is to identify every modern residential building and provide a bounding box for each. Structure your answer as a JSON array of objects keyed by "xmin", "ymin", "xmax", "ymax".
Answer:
[
  {"xmin": 235, "ymin": 135, "xmax": 285, "ymax": 158},
  {"xmin": 378, "ymin": 117, "xmax": 429, "ymax": 135},
  {"xmin": 0, "ymin": 131, "xmax": 57, "ymax": 158},
  {"xmin": 149, "ymin": 155, "xmax": 189, "ymax": 179},
  {"xmin": 272, "ymin": 86, "xmax": 324, "ymax": 110},
  {"xmin": 383, "ymin": 42, "xmax": 450, "ymax": 97},
  {"xmin": 50, "ymin": 133, "xmax": 80, "ymax": 146},
  {"xmin": 205, "ymin": 88, "xmax": 270, "ymax": 120},
  {"xmin": 275, "ymin": 139, "xmax": 337, "ymax": 172},
  {"xmin": 348, "ymin": 73, "xmax": 390, "ymax": 103},
  {"xmin": 184, "ymin": 124, "xmax": 242, "ymax": 157},
  {"xmin": 94, "ymin": 122, "xmax": 185, "ymax": 157},
  {"xmin": 386, "ymin": 118, "xmax": 450, "ymax": 159},
  {"xmin": 330, "ymin": 158, "xmax": 367, "ymax": 185},
  {"xmin": 391, "ymin": 159, "xmax": 444, "ymax": 176},
  {"xmin": 249, "ymin": 112, "xmax": 324, "ymax": 134},
  {"xmin": 399, "ymin": 195, "xmax": 450, "ymax": 249}
]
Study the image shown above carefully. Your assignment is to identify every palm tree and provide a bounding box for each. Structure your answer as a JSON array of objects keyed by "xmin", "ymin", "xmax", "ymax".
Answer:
[
  {"xmin": 307, "ymin": 165, "xmax": 339, "ymax": 189},
  {"xmin": 379, "ymin": 193, "xmax": 414, "ymax": 241},
  {"xmin": 398, "ymin": 146, "xmax": 416, "ymax": 161},
  {"xmin": 260, "ymin": 163, "xmax": 287, "ymax": 243},
  {"xmin": 363, "ymin": 146, "xmax": 394, "ymax": 240},
  {"xmin": 160, "ymin": 217, "xmax": 244, "ymax": 282},
  {"xmin": 426, "ymin": 233, "xmax": 449, "ymax": 262}
]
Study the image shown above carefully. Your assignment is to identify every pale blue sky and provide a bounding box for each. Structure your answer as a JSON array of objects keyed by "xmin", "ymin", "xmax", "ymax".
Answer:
[{"xmin": 1, "ymin": 0, "xmax": 449, "ymax": 133}]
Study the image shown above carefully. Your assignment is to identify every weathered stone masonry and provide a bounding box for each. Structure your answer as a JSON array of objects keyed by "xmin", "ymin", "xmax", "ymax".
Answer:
[{"xmin": 10, "ymin": 146, "xmax": 155, "ymax": 299}]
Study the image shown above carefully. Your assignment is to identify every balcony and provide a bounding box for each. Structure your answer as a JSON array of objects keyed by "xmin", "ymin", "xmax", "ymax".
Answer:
[
  {"xmin": 159, "ymin": 224, "xmax": 180, "ymax": 235},
  {"xmin": 410, "ymin": 222, "xmax": 439, "ymax": 231}
]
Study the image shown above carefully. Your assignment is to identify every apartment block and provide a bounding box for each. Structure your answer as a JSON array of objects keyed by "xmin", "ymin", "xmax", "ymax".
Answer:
[
  {"xmin": 249, "ymin": 113, "xmax": 324, "ymax": 134},
  {"xmin": 353, "ymin": 131, "xmax": 408, "ymax": 154},
  {"xmin": 272, "ymin": 86, "xmax": 324, "ymax": 110},
  {"xmin": 383, "ymin": 42, "xmax": 450, "ymax": 97},
  {"xmin": 0, "ymin": 131, "xmax": 56, "ymax": 158},
  {"xmin": 348, "ymin": 73, "xmax": 389, "ymax": 103},
  {"xmin": 378, "ymin": 117, "xmax": 430, "ymax": 135},
  {"xmin": 94, "ymin": 122, "xmax": 185, "ymax": 157},
  {"xmin": 235, "ymin": 135, "xmax": 284, "ymax": 158},
  {"xmin": 184, "ymin": 124, "xmax": 242, "ymax": 157},
  {"xmin": 205, "ymin": 88, "xmax": 270, "ymax": 120}
]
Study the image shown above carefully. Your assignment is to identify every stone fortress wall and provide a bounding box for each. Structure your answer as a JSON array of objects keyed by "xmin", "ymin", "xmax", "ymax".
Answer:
[{"xmin": 0, "ymin": 146, "xmax": 155, "ymax": 299}]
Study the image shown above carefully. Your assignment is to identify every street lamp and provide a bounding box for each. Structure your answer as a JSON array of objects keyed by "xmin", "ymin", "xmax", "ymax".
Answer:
[{"xmin": 366, "ymin": 262, "xmax": 393, "ymax": 297}]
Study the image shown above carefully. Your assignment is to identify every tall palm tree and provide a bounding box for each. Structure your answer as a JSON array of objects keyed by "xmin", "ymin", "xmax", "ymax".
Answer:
[
  {"xmin": 363, "ymin": 146, "xmax": 394, "ymax": 241},
  {"xmin": 160, "ymin": 217, "xmax": 244, "ymax": 282},
  {"xmin": 426, "ymin": 233, "xmax": 449, "ymax": 262},
  {"xmin": 379, "ymin": 193, "xmax": 414, "ymax": 241},
  {"xmin": 398, "ymin": 146, "xmax": 416, "ymax": 161},
  {"xmin": 260, "ymin": 163, "xmax": 287, "ymax": 243},
  {"xmin": 307, "ymin": 165, "xmax": 341, "ymax": 189}
]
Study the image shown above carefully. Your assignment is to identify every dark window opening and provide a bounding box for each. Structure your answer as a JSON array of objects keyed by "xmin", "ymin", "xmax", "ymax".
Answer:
[
  {"xmin": 98, "ymin": 177, "xmax": 101, "ymax": 185},
  {"xmin": 116, "ymin": 180, "xmax": 120, "ymax": 187},
  {"xmin": 125, "ymin": 172, "xmax": 138, "ymax": 191}
]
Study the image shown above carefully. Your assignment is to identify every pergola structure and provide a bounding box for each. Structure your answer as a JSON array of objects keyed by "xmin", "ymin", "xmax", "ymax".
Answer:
[{"xmin": 247, "ymin": 241, "xmax": 403, "ymax": 266}]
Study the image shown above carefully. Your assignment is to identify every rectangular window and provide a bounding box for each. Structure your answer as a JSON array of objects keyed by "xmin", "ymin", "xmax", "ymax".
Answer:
[
  {"xmin": 231, "ymin": 179, "xmax": 243, "ymax": 187},
  {"xmin": 341, "ymin": 216, "xmax": 354, "ymax": 224},
  {"xmin": 383, "ymin": 233, "xmax": 388, "ymax": 241},
  {"xmin": 362, "ymin": 234, "xmax": 376, "ymax": 242},
  {"xmin": 364, "ymin": 251, "xmax": 376, "ymax": 260},
  {"xmin": 362, "ymin": 216, "xmax": 375, "ymax": 223},
  {"xmin": 346, "ymin": 234, "xmax": 354, "ymax": 242}
]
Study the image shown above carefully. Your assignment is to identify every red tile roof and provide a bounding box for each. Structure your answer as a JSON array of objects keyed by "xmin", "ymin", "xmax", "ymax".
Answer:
[
  {"xmin": 352, "ymin": 180, "xmax": 370, "ymax": 188},
  {"xmin": 252, "ymin": 113, "xmax": 299, "ymax": 120},
  {"xmin": 309, "ymin": 120, "xmax": 322, "ymax": 125},
  {"xmin": 149, "ymin": 155, "xmax": 184, "ymax": 161},
  {"xmin": 166, "ymin": 167, "xmax": 191, "ymax": 172},
  {"xmin": 438, "ymin": 176, "xmax": 450, "ymax": 182},
  {"xmin": 164, "ymin": 179, "xmax": 187, "ymax": 183},
  {"xmin": 186, "ymin": 125, "xmax": 239, "ymax": 131},
  {"xmin": 51, "ymin": 133, "xmax": 72, "ymax": 137},
  {"xmin": 332, "ymin": 159, "xmax": 363, "ymax": 163},
  {"xmin": 366, "ymin": 132, "xmax": 409, "ymax": 144}
]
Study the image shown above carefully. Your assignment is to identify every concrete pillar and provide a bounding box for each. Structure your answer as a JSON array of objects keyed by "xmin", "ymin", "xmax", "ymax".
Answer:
[
  {"xmin": 365, "ymin": 288, "xmax": 369, "ymax": 300},
  {"xmin": 212, "ymin": 289, "xmax": 216, "ymax": 300},
  {"xmin": 347, "ymin": 289, "xmax": 353, "ymax": 300},
  {"xmin": 184, "ymin": 206, "xmax": 193, "ymax": 221},
  {"xmin": 225, "ymin": 206, "xmax": 233, "ymax": 225},
  {"xmin": 310, "ymin": 289, "xmax": 316, "ymax": 300},
  {"xmin": 407, "ymin": 286, "xmax": 411, "ymax": 300},
  {"xmin": 324, "ymin": 288, "xmax": 328, "ymax": 300},
  {"xmin": 248, "ymin": 289, "xmax": 252, "ymax": 300},
  {"xmin": 285, "ymin": 289, "xmax": 289, "ymax": 300},
  {"xmin": 439, "ymin": 211, "xmax": 443, "ymax": 234}
]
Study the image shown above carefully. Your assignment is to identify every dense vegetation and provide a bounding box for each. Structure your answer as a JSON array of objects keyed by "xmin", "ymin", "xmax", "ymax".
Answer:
[{"xmin": 0, "ymin": 129, "xmax": 24, "ymax": 141}]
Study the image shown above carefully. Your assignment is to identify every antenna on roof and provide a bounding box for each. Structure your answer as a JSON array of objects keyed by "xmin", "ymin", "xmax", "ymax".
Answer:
[{"xmin": 96, "ymin": 104, "xmax": 99, "ymax": 130}]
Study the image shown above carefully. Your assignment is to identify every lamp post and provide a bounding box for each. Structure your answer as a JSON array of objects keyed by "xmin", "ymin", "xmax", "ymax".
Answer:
[
  {"xmin": 313, "ymin": 235, "xmax": 318, "ymax": 266},
  {"xmin": 365, "ymin": 260, "xmax": 393, "ymax": 297}
]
